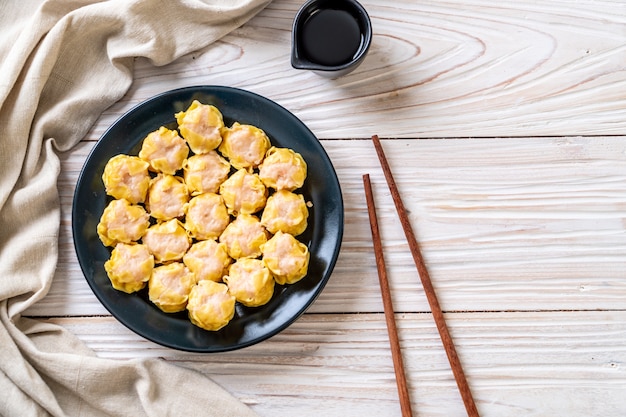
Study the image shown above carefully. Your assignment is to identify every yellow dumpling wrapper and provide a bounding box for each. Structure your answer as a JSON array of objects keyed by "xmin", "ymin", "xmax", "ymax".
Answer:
[
  {"xmin": 219, "ymin": 214, "xmax": 268, "ymax": 259},
  {"xmin": 187, "ymin": 280, "xmax": 236, "ymax": 331},
  {"xmin": 146, "ymin": 174, "xmax": 189, "ymax": 221},
  {"xmin": 142, "ymin": 219, "xmax": 191, "ymax": 263},
  {"xmin": 223, "ymin": 258, "xmax": 274, "ymax": 307},
  {"xmin": 183, "ymin": 240, "xmax": 232, "ymax": 283},
  {"xmin": 262, "ymin": 231, "xmax": 310, "ymax": 285},
  {"xmin": 258, "ymin": 147, "xmax": 307, "ymax": 191},
  {"xmin": 102, "ymin": 154, "xmax": 151, "ymax": 204},
  {"xmin": 219, "ymin": 168, "xmax": 267, "ymax": 215},
  {"xmin": 184, "ymin": 193, "xmax": 230, "ymax": 240},
  {"xmin": 183, "ymin": 151, "xmax": 231, "ymax": 195},
  {"xmin": 149, "ymin": 262, "xmax": 196, "ymax": 313},
  {"xmin": 104, "ymin": 243, "xmax": 154, "ymax": 293},
  {"xmin": 97, "ymin": 199, "xmax": 150, "ymax": 247},
  {"xmin": 138, "ymin": 126, "xmax": 189, "ymax": 175},
  {"xmin": 218, "ymin": 122, "xmax": 270, "ymax": 170},
  {"xmin": 260, "ymin": 190, "xmax": 309, "ymax": 236},
  {"xmin": 175, "ymin": 100, "xmax": 224, "ymax": 154}
]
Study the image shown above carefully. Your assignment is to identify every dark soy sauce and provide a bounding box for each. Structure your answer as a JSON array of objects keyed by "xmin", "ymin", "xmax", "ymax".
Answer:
[{"xmin": 301, "ymin": 8, "xmax": 362, "ymax": 67}]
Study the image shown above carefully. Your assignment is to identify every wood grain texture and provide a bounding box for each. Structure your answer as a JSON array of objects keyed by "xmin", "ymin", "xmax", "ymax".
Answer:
[
  {"xmin": 83, "ymin": 0, "xmax": 626, "ymax": 139},
  {"xmin": 370, "ymin": 137, "xmax": 479, "ymax": 416},
  {"xmin": 30, "ymin": 137, "xmax": 626, "ymax": 316},
  {"xmin": 22, "ymin": 2, "xmax": 626, "ymax": 416},
  {"xmin": 45, "ymin": 311, "xmax": 626, "ymax": 417}
]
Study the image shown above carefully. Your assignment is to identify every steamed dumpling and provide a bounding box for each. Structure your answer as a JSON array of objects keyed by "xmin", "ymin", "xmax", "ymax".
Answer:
[
  {"xmin": 102, "ymin": 154, "xmax": 151, "ymax": 204},
  {"xmin": 183, "ymin": 151, "xmax": 231, "ymax": 195},
  {"xmin": 97, "ymin": 199, "xmax": 150, "ymax": 247},
  {"xmin": 187, "ymin": 280, "xmax": 236, "ymax": 331},
  {"xmin": 219, "ymin": 214, "xmax": 268, "ymax": 259},
  {"xmin": 148, "ymin": 262, "xmax": 196, "ymax": 313},
  {"xmin": 97, "ymin": 100, "xmax": 315, "ymax": 332},
  {"xmin": 223, "ymin": 258, "xmax": 274, "ymax": 307},
  {"xmin": 138, "ymin": 126, "xmax": 189, "ymax": 175},
  {"xmin": 261, "ymin": 231, "xmax": 310, "ymax": 285},
  {"xmin": 104, "ymin": 243, "xmax": 154, "ymax": 293},
  {"xmin": 218, "ymin": 122, "xmax": 270, "ymax": 170},
  {"xmin": 219, "ymin": 169, "xmax": 267, "ymax": 216},
  {"xmin": 175, "ymin": 100, "xmax": 224, "ymax": 154},
  {"xmin": 184, "ymin": 193, "xmax": 230, "ymax": 240},
  {"xmin": 146, "ymin": 174, "xmax": 189, "ymax": 221},
  {"xmin": 258, "ymin": 147, "xmax": 307, "ymax": 191},
  {"xmin": 260, "ymin": 190, "xmax": 308, "ymax": 236},
  {"xmin": 142, "ymin": 219, "xmax": 191, "ymax": 263},
  {"xmin": 183, "ymin": 240, "xmax": 232, "ymax": 282}
]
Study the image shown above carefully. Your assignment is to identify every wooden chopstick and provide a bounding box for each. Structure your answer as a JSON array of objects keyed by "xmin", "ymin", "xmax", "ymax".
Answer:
[
  {"xmin": 371, "ymin": 135, "xmax": 480, "ymax": 417},
  {"xmin": 363, "ymin": 173, "xmax": 414, "ymax": 417}
]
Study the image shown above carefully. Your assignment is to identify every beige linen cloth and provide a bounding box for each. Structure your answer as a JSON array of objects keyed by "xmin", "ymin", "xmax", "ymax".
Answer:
[{"xmin": 0, "ymin": 0, "xmax": 272, "ymax": 416}]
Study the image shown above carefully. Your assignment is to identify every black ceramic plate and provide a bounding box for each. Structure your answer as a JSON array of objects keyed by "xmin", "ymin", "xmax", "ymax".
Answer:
[{"xmin": 72, "ymin": 86, "xmax": 343, "ymax": 352}]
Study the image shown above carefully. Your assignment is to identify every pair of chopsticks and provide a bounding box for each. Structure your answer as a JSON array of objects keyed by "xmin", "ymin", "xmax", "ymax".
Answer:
[{"xmin": 363, "ymin": 135, "xmax": 479, "ymax": 417}]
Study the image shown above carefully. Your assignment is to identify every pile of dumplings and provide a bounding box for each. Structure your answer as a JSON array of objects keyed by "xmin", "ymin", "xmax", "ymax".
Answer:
[{"xmin": 97, "ymin": 100, "xmax": 310, "ymax": 331}]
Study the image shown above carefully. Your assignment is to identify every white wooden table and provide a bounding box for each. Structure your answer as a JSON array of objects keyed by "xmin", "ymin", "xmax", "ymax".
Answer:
[{"xmin": 27, "ymin": 1, "xmax": 626, "ymax": 415}]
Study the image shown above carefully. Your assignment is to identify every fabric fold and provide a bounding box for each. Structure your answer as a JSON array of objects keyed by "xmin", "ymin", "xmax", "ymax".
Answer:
[{"xmin": 0, "ymin": 0, "xmax": 271, "ymax": 415}]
